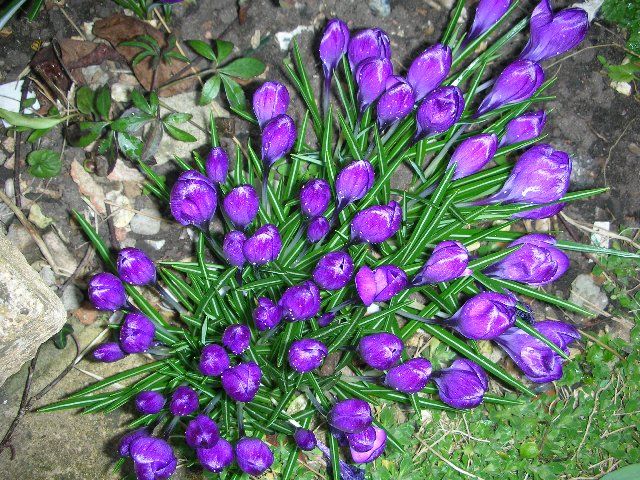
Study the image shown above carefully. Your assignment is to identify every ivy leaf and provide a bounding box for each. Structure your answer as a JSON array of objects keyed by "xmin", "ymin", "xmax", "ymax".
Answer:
[
  {"xmin": 219, "ymin": 57, "xmax": 266, "ymax": 79},
  {"xmin": 26, "ymin": 149, "xmax": 62, "ymax": 178},
  {"xmin": 53, "ymin": 323, "xmax": 74, "ymax": 350},
  {"xmin": 75, "ymin": 86, "xmax": 95, "ymax": 116},
  {"xmin": 186, "ymin": 39, "xmax": 216, "ymax": 61},
  {"xmin": 164, "ymin": 123, "xmax": 197, "ymax": 142},
  {"xmin": 95, "ymin": 86, "xmax": 112, "ymax": 121},
  {"xmin": 215, "ymin": 39, "xmax": 234, "ymax": 62},
  {"xmin": 199, "ymin": 75, "xmax": 221, "ymax": 105},
  {"xmin": 220, "ymin": 74, "xmax": 246, "ymax": 110}
]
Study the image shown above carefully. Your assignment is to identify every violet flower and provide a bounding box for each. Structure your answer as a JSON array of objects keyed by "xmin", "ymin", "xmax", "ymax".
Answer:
[
  {"xmin": 88, "ymin": 272, "xmax": 127, "ymax": 311},
  {"xmin": 447, "ymin": 133, "xmax": 498, "ymax": 181},
  {"xmin": 288, "ymin": 338, "xmax": 329, "ymax": 373},
  {"xmin": 307, "ymin": 217, "xmax": 331, "ymax": 243},
  {"xmin": 465, "ymin": 0, "xmax": 512, "ymax": 44},
  {"xmin": 235, "ymin": 437, "xmax": 274, "ymax": 476},
  {"xmin": 433, "ymin": 359, "xmax": 488, "ymax": 409},
  {"xmin": 328, "ymin": 398, "xmax": 373, "ymax": 434},
  {"xmin": 415, "ymin": 86, "xmax": 465, "ymax": 141},
  {"xmin": 320, "ymin": 18, "xmax": 350, "ymax": 112},
  {"xmin": 135, "ymin": 391, "xmax": 165, "ymax": 415},
  {"xmin": 253, "ymin": 297, "xmax": 283, "ymax": 331},
  {"xmin": 300, "ymin": 178, "xmax": 331, "ymax": 218},
  {"xmin": 407, "ymin": 44, "xmax": 452, "ymax": 101},
  {"xmin": 349, "ymin": 425, "xmax": 387, "ymax": 464},
  {"xmin": 119, "ymin": 428, "xmax": 148, "ymax": 457},
  {"xmin": 347, "ymin": 28, "xmax": 391, "ymax": 70},
  {"xmin": 350, "ymin": 201, "xmax": 402, "ymax": 244},
  {"xmin": 346, "ymin": 426, "xmax": 376, "ymax": 452},
  {"xmin": 205, "ymin": 146, "xmax": 229, "ymax": 184},
  {"xmin": 318, "ymin": 312, "xmax": 336, "ymax": 327},
  {"xmin": 312, "ymin": 251, "xmax": 354, "ymax": 290},
  {"xmin": 411, "ymin": 240, "xmax": 472, "ymax": 286},
  {"xmin": 223, "ymin": 185, "xmax": 259, "ymax": 229},
  {"xmin": 197, "ymin": 438, "xmax": 234, "ymax": 473},
  {"xmin": 377, "ymin": 76, "xmax": 415, "ymax": 130},
  {"xmin": 199, "ymin": 343, "xmax": 231, "ymax": 377},
  {"xmin": 119, "ymin": 312, "xmax": 155, "ymax": 354},
  {"xmin": 535, "ymin": 319, "xmax": 580, "ymax": 353},
  {"xmin": 261, "ymin": 114, "xmax": 297, "ymax": 169},
  {"xmin": 279, "ymin": 281, "xmax": 321, "ymax": 321},
  {"xmin": 385, "ymin": 358, "xmax": 432, "ymax": 394},
  {"xmin": 223, "ymin": 230, "xmax": 247, "ymax": 268},
  {"xmin": 355, "ymin": 57, "xmax": 393, "ymax": 112},
  {"xmin": 253, "ymin": 81, "xmax": 290, "ymax": 129},
  {"xmin": 116, "ymin": 248, "xmax": 156, "ymax": 286},
  {"xmin": 222, "ymin": 324, "xmax": 251, "ymax": 355},
  {"xmin": 221, "ymin": 362, "xmax": 262, "ymax": 402},
  {"xmin": 357, "ymin": 332, "xmax": 404, "ymax": 370},
  {"xmin": 500, "ymin": 110, "xmax": 546, "ymax": 147},
  {"xmin": 448, "ymin": 291, "xmax": 518, "ymax": 340},
  {"xmin": 294, "ymin": 428, "xmax": 317, "ymax": 451},
  {"xmin": 355, "ymin": 265, "xmax": 408, "ymax": 306},
  {"xmin": 93, "ymin": 342, "xmax": 125, "ymax": 363},
  {"xmin": 243, "ymin": 224, "xmax": 282, "ymax": 265},
  {"xmin": 169, "ymin": 386, "xmax": 199, "ymax": 416},
  {"xmin": 336, "ymin": 159, "xmax": 375, "ymax": 211},
  {"xmin": 129, "ymin": 436, "xmax": 177, "ymax": 480},
  {"xmin": 170, "ymin": 170, "xmax": 217, "ymax": 227},
  {"xmin": 185, "ymin": 414, "xmax": 220, "ymax": 449}
]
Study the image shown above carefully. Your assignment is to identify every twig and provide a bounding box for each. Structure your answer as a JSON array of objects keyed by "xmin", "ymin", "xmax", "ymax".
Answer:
[
  {"xmin": 578, "ymin": 329, "xmax": 625, "ymax": 360},
  {"xmin": 572, "ymin": 378, "xmax": 612, "ymax": 463},
  {"xmin": 13, "ymin": 79, "xmax": 30, "ymax": 209},
  {"xmin": 559, "ymin": 212, "xmax": 640, "ymax": 250}
]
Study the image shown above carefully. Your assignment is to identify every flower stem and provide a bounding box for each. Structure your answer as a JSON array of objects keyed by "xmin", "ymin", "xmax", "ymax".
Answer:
[
  {"xmin": 153, "ymin": 283, "xmax": 187, "ymax": 314},
  {"xmin": 236, "ymin": 402, "xmax": 245, "ymax": 437}
]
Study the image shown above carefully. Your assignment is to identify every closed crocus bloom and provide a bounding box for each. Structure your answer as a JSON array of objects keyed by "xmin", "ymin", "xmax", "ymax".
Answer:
[
  {"xmin": 294, "ymin": 428, "xmax": 317, "ymax": 451},
  {"xmin": 135, "ymin": 391, "xmax": 165, "ymax": 414},
  {"xmin": 318, "ymin": 312, "xmax": 336, "ymax": 327},
  {"xmin": 433, "ymin": 358, "xmax": 489, "ymax": 409},
  {"xmin": 88, "ymin": 272, "xmax": 126, "ymax": 311},
  {"xmin": 447, "ymin": 134, "xmax": 498, "ymax": 180},
  {"xmin": 329, "ymin": 398, "xmax": 373, "ymax": 434},
  {"xmin": 500, "ymin": 110, "xmax": 546, "ymax": 147},
  {"xmin": 243, "ymin": 224, "xmax": 282, "ymax": 265},
  {"xmin": 222, "ymin": 324, "xmax": 251, "ymax": 355},
  {"xmin": 307, "ymin": 216, "xmax": 331, "ymax": 243},
  {"xmin": 120, "ymin": 312, "xmax": 155, "ymax": 354},
  {"xmin": 261, "ymin": 114, "xmax": 296, "ymax": 168},
  {"xmin": 288, "ymin": 338, "xmax": 328, "ymax": 372},
  {"xmin": 348, "ymin": 28, "xmax": 391, "ymax": 69},
  {"xmin": 465, "ymin": 0, "xmax": 512, "ymax": 43},
  {"xmin": 518, "ymin": 202, "xmax": 565, "ymax": 220},
  {"xmin": 476, "ymin": 60, "xmax": 544, "ymax": 116},
  {"xmin": 185, "ymin": 414, "xmax": 220, "ymax": 449},
  {"xmin": 205, "ymin": 146, "xmax": 229, "ymax": 184},
  {"xmin": 119, "ymin": 428, "xmax": 148, "ymax": 457},
  {"xmin": 357, "ymin": 332, "xmax": 404, "ymax": 370},
  {"xmin": 223, "ymin": 230, "xmax": 247, "ymax": 268},
  {"xmin": 170, "ymin": 170, "xmax": 217, "ymax": 227},
  {"xmin": 355, "ymin": 57, "xmax": 393, "ymax": 112},
  {"xmin": 117, "ymin": 248, "xmax": 156, "ymax": 286},
  {"xmin": 320, "ymin": 18, "xmax": 350, "ymax": 79},
  {"xmin": 313, "ymin": 251, "xmax": 354, "ymax": 290},
  {"xmin": 300, "ymin": 178, "xmax": 331, "ymax": 218},
  {"xmin": 279, "ymin": 281, "xmax": 321, "ymax": 321},
  {"xmin": 377, "ymin": 77, "xmax": 415, "ymax": 129},
  {"xmin": 415, "ymin": 86, "xmax": 465, "ymax": 140},
  {"xmin": 93, "ymin": 342, "xmax": 125, "ymax": 362},
  {"xmin": 221, "ymin": 361, "xmax": 262, "ymax": 402},
  {"xmin": 198, "ymin": 438, "xmax": 234, "ymax": 473},
  {"xmin": 235, "ymin": 437, "xmax": 274, "ymax": 476},
  {"xmin": 385, "ymin": 358, "xmax": 433, "ymax": 394},
  {"xmin": 336, "ymin": 160, "xmax": 375, "ymax": 211},
  {"xmin": 130, "ymin": 436, "xmax": 177, "ymax": 480},
  {"xmin": 535, "ymin": 320, "xmax": 580, "ymax": 353},
  {"xmin": 355, "ymin": 265, "xmax": 407, "ymax": 306},
  {"xmin": 350, "ymin": 201, "xmax": 402, "ymax": 244},
  {"xmin": 169, "ymin": 386, "xmax": 199, "ymax": 416},
  {"xmin": 407, "ymin": 44, "xmax": 452, "ymax": 101},
  {"xmin": 253, "ymin": 297, "xmax": 283, "ymax": 331},
  {"xmin": 223, "ymin": 185, "xmax": 259, "ymax": 229},
  {"xmin": 484, "ymin": 233, "xmax": 570, "ymax": 286},
  {"xmin": 253, "ymin": 81, "xmax": 290, "ymax": 129},
  {"xmin": 412, "ymin": 241, "xmax": 472, "ymax": 286},
  {"xmin": 449, "ymin": 292, "xmax": 518, "ymax": 340},
  {"xmin": 346, "ymin": 426, "xmax": 376, "ymax": 452},
  {"xmin": 199, "ymin": 344, "xmax": 230, "ymax": 377},
  {"xmin": 350, "ymin": 426, "xmax": 387, "ymax": 464},
  {"xmin": 520, "ymin": 0, "xmax": 589, "ymax": 63}
]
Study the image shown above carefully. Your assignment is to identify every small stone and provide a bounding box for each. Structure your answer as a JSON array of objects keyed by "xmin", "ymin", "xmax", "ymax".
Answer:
[
  {"xmin": 369, "ymin": 0, "xmax": 391, "ymax": 17},
  {"xmin": 62, "ymin": 284, "xmax": 83, "ymax": 311},
  {"xmin": 28, "ymin": 203, "xmax": 53, "ymax": 229},
  {"xmin": 130, "ymin": 208, "xmax": 162, "ymax": 236},
  {"xmin": 39, "ymin": 266, "xmax": 56, "ymax": 286},
  {"xmin": 569, "ymin": 274, "xmax": 608, "ymax": 312},
  {"xmin": 70, "ymin": 160, "xmax": 106, "ymax": 214},
  {"xmin": 0, "ymin": 202, "xmax": 13, "ymax": 225},
  {"xmin": 610, "ymin": 81, "xmax": 632, "ymax": 96},
  {"xmin": 106, "ymin": 159, "xmax": 146, "ymax": 183},
  {"xmin": 42, "ymin": 231, "xmax": 79, "ymax": 275},
  {"xmin": 105, "ymin": 190, "xmax": 135, "ymax": 229},
  {"xmin": 250, "ymin": 30, "xmax": 261, "ymax": 49},
  {"xmin": 120, "ymin": 238, "xmax": 137, "ymax": 249},
  {"xmin": 628, "ymin": 142, "xmax": 640, "ymax": 157},
  {"xmin": 74, "ymin": 303, "xmax": 99, "ymax": 325},
  {"xmin": 7, "ymin": 222, "xmax": 34, "ymax": 252},
  {"xmin": 111, "ymin": 83, "xmax": 133, "ymax": 103},
  {"xmin": 145, "ymin": 239, "xmax": 165, "ymax": 250},
  {"xmin": 4, "ymin": 178, "xmax": 14, "ymax": 197}
]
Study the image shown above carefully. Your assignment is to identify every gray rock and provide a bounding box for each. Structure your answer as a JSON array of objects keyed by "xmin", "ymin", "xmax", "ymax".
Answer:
[
  {"xmin": 369, "ymin": 0, "xmax": 391, "ymax": 16},
  {"xmin": 7, "ymin": 222, "xmax": 34, "ymax": 252},
  {"xmin": 39, "ymin": 266, "xmax": 56, "ymax": 287},
  {"xmin": 569, "ymin": 273, "xmax": 609, "ymax": 312},
  {"xmin": 42, "ymin": 231, "xmax": 78, "ymax": 275},
  {"xmin": 130, "ymin": 208, "xmax": 162, "ymax": 236},
  {"xmin": 61, "ymin": 284, "xmax": 84, "ymax": 311},
  {"xmin": 0, "ymin": 231, "xmax": 67, "ymax": 386}
]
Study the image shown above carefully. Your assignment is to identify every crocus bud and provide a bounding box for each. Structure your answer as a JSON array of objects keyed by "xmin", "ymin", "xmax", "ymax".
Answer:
[
  {"xmin": 294, "ymin": 428, "xmax": 317, "ymax": 451},
  {"xmin": 448, "ymin": 292, "xmax": 518, "ymax": 340},
  {"xmin": 93, "ymin": 342, "xmax": 125, "ymax": 362},
  {"xmin": 357, "ymin": 332, "xmax": 404, "ymax": 370},
  {"xmin": 447, "ymin": 134, "xmax": 498, "ymax": 180},
  {"xmin": 407, "ymin": 44, "xmax": 452, "ymax": 101},
  {"xmin": 221, "ymin": 362, "xmax": 262, "ymax": 402},
  {"xmin": 261, "ymin": 114, "xmax": 297, "ymax": 168},
  {"xmin": 288, "ymin": 338, "xmax": 328, "ymax": 373},
  {"xmin": 433, "ymin": 359, "xmax": 488, "ymax": 409},
  {"xmin": 350, "ymin": 426, "xmax": 387, "ymax": 464},
  {"xmin": 385, "ymin": 358, "xmax": 433, "ymax": 393},
  {"xmin": 412, "ymin": 241, "xmax": 472, "ymax": 286},
  {"xmin": 300, "ymin": 178, "xmax": 331, "ymax": 218},
  {"xmin": 169, "ymin": 386, "xmax": 199, "ymax": 416},
  {"xmin": 119, "ymin": 428, "xmax": 148, "ymax": 457},
  {"xmin": 377, "ymin": 76, "xmax": 415, "ymax": 129},
  {"xmin": 355, "ymin": 58, "xmax": 393, "ymax": 111},
  {"xmin": 223, "ymin": 185, "xmax": 259, "ymax": 229},
  {"xmin": 307, "ymin": 216, "xmax": 331, "ymax": 243},
  {"xmin": 116, "ymin": 248, "xmax": 156, "ymax": 286},
  {"xmin": 243, "ymin": 224, "xmax": 282, "ymax": 265},
  {"xmin": 129, "ymin": 436, "xmax": 177, "ymax": 480},
  {"xmin": 350, "ymin": 201, "xmax": 402, "ymax": 244},
  {"xmin": 320, "ymin": 18, "xmax": 350, "ymax": 79},
  {"xmin": 476, "ymin": 60, "xmax": 544, "ymax": 116},
  {"xmin": 253, "ymin": 81, "xmax": 290, "ymax": 129},
  {"xmin": 253, "ymin": 297, "xmax": 283, "ymax": 331},
  {"xmin": 415, "ymin": 86, "xmax": 465, "ymax": 140},
  {"xmin": 185, "ymin": 414, "xmax": 220, "ymax": 449},
  {"xmin": 518, "ymin": 202, "xmax": 565, "ymax": 220},
  {"xmin": 500, "ymin": 110, "xmax": 546, "ymax": 147},
  {"xmin": 199, "ymin": 344, "xmax": 230, "ymax": 377},
  {"xmin": 135, "ymin": 391, "xmax": 165, "ymax": 414},
  {"xmin": 329, "ymin": 398, "xmax": 373, "ymax": 434},
  {"xmin": 318, "ymin": 312, "xmax": 336, "ymax": 327},
  {"xmin": 484, "ymin": 234, "xmax": 570, "ymax": 286},
  {"xmin": 313, "ymin": 251, "xmax": 354, "ymax": 290},
  {"xmin": 205, "ymin": 146, "xmax": 229, "ymax": 184},
  {"xmin": 235, "ymin": 437, "xmax": 274, "ymax": 476},
  {"xmin": 197, "ymin": 438, "xmax": 234, "ymax": 473},
  {"xmin": 355, "ymin": 265, "xmax": 407, "ymax": 306},
  {"xmin": 279, "ymin": 281, "xmax": 321, "ymax": 321},
  {"xmin": 170, "ymin": 170, "xmax": 217, "ymax": 227},
  {"xmin": 88, "ymin": 272, "xmax": 127, "ymax": 311},
  {"xmin": 346, "ymin": 426, "xmax": 376, "ymax": 453},
  {"xmin": 222, "ymin": 324, "xmax": 251, "ymax": 355},
  {"xmin": 335, "ymin": 159, "xmax": 375, "ymax": 211},
  {"xmin": 120, "ymin": 312, "xmax": 155, "ymax": 354},
  {"xmin": 223, "ymin": 230, "xmax": 247, "ymax": 268},
  {"xmin": 347, "ymin": 28, "xmax": 391, "ymax": 69},
  {"xmin": 520, "ymin": 0, "xmax": 589, "ymax": 63},
  {"xmin": 465, "ymin": 0, "xmax": 512, "ymax": 43},
  {"xmin": 535, "ymin": 319, "xmax": 580, "ymax": 353}
]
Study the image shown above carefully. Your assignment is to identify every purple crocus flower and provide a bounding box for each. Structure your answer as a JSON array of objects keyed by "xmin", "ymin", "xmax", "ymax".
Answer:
[
  {"xmin": 253, "ymin": 81, "xmax": 290, "ymax": 129},
  {"xmin": 93, "ymin": 342, "xmax": 125, "ymax": 362},
  {"xmin": 294, "ymin": 428, "xmax": 317, "ymax": 451},
  {"xmin": 355, "ymin": 265, "xmax": 408, "ymax": 306},
  {"xmin": 377, "ymin": 76, "xmax": 415, "ymax": 130},
  {"xmin": 448, "ymin": 291, "xmax": 518, "ymax": 340},
  {"xmin": 129, "ymin": 436, "xmax": 177, "ymax": 480},
  {"xmin": 355, "ymin": 57, "xmax": 393, "ymax": 112},
  {"xmin": 119, "ymin": 312, "xmax": 155, "ymax": 354},
  {"xmin": 222, "ymin": 324, "xmax": 251, "ymax": 355},
  {"xmin": 279, "ymin": 281, "xmax": 321, "ymax": 321},
  {"xmin": 253, "ymin": 297, "xmax": 283, "ymax": 331},
  {"xmin": 415, "ymin": 86, "xmax": 465, "ymax": 140},
  {"xmin": 313, "ymin": 251, "xmax": 354, "ymax": 290},
  {"xmin": 407, "ymin": 44, "xmax": 452, "ymax": 101},
  {"xmin": 197, "ymin": 438, "xmax": 234, "ymax": 473},
  {"xmin": 223, "ymin": 185, "xmax": 259, "ymax": 229},
  {"xmin": 169, "ymin": 386, "xmax": 199, "ymax": 416},
  {"xmin": 223, "ymin": 230, "xmax": 247, "ymax": 268},
  {"xmin": 307, "ymin": 216, "xmax": 331, "ymax": 243},
  {"xmin": 329, "ymin": 398, "xmax": 373, "ymax": 434},
  {"xmin": 119, "ymin": 428, "xmax": 148, "ymax": 457},
  {"xmin": 465, "ymin": 0, "xmax": 512, "ymax": 43},
  {"xmin": 288, "ymin": 338, "xmax": 328, "ymax": 373},
  {"xmin": 243, "ymin": 224, "xmax": 282, "ymax": 265},
  {"xmin": 316, "ymin": 443, "xmax": 366, "ymax": 480},
  {"xmin": 170, "ymin": 170, "xmax": 217, "ymax": 227},
  {"xmin": 519, "ymin": 202, "xmax": 566, "ymax": 219},
  {"xmin": 520, "ymin": 0, "xmax": 589, "ymax": 63},
  {"xmin": 199, "ymin": 343, "xmax": 231, "ymax": 376},
  {"xmin": 261, "ymin": 114, "xmax": 297, "ymax": 168},
  {"xmin": 235, "ymin": 437, "xmax": 274, "ymax": 476},
  {"xmin": 385, "ymin": 358, "xmax": 433, "ymax": 394},
  {"xmin": 411, "ymin": 240, "xmax": 472, "ymax": 286},
  {"xmin": 300, "ymin": 178, "xmax": 331, "ymax": 218},
  {"xmin": 336, "ymin": 159, "xmax": 375, "ymax": 211},
  {"xmin": 346, "ymin": 426, "xmax": 376, "ymax": 452},
  {"xmin": 500, "ymin": 110, "xmax": 547, "ymax": 147},
  {"xmin": 135, "ymin": 391, "xmax": 165, "ymax": 414},
  {"xmin": 447, "ymin": 133, "xmax": 498, "ymax": 180},
  {"xmin": 476, "ymin": 60, "xmax": 545, "ymax": 116},
  {"xmin": 357, "ymin": 332, "xmax": 404, "ymax": 370},
  {"xmin": 318, "ymin": 312, "xmax": 336, "ymax": 327},
  {"xmin": 484, "ymin": 233, "xmax": 570, "ymax": 286},
  {"xmin": 347, "ymin": 28, "xmax": 391, "ymax": 70},
  {"xmin": 221, "ymin": 362, "xmax": 262, "ymax": 402},
  {"xmin": 434, "ymin": 359, "xmax": 488, "ymax": 409},
  {"xmin": 350, "ymin": 201, "xmax": 402, "ymax": 244},
  {"xmin": 116, "ymin": 248, "xmax": 156, "ymax": 286},
  {"xmin": 88, "ymin": 272, "xmax": 127, "ymax": 311},
  {"xmin": 205, "ymin": 146, "xmax": 229, "ymax": 184},
  {"xmin": 185, "ymin": 414, "xmax": 220, "ymax": 449},
  {"xmin": 320, "ymin": 18, "xmax": 350, "ymax": 80},
  {"xmin": 535, "ymin": 319, "xmax": 580, "ymax": 353},
  {"xmin": 349, "ymin": 425, "xmax": 387, "ymax": 464}
]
